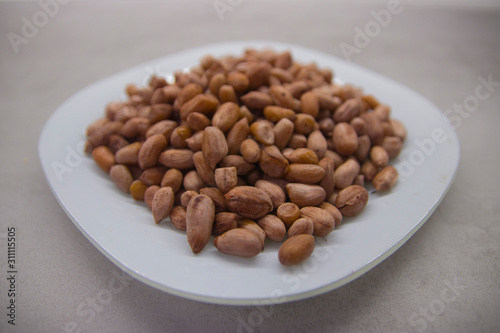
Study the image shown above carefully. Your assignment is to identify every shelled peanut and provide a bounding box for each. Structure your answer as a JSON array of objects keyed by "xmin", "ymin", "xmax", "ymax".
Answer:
[{"xmin": 86, "ymin": 48, "xmax": 406, "ymax": 266}]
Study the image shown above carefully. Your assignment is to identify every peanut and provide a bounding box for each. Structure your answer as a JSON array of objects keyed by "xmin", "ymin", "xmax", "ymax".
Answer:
[
  {"xmin": 186, "ymin": 194, "xmax": 215, "ymax": 254},
  {"xmin": 278, "ymin": 234, "xmax": 315, "ymax": 266}
]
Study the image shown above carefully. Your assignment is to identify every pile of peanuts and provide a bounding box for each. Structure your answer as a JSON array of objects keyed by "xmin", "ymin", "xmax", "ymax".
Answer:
[{"xmin": 86, "ymin": 49, "xmax": 406, "ymax": 265}]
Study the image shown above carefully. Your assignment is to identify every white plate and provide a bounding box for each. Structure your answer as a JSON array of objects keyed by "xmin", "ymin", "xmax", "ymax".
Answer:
[{"xmin": 38, "ymin": 41, "xmax": 460, "ymax": 305}]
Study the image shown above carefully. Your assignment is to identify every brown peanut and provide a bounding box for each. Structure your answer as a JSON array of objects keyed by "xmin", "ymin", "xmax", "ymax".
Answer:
[
  {"xmin": 258, "ymin": 215, "xmax": 286, "ymax": 241},
  {"xmin": 225, "ymin": 186, "xmax": 273, "ymax": 219},
  {"xmin": 215, "ymin": 167, "xmax": 238, "ymax": 193},
  {"xmin": 214, "ymin": 228, "xmax": 262, "ymax": 258},
  {"xmin": 286, "ymin": 183, "xmax": 326, "ymax": 207},
  {"xmin": 152, "ymin": 186, "xmax": 174, "ymax": 223},
  {"xmin": 278, "ymin": 234, "xmax": 314, "ymax": 266},
  {"xmin": 373, "ymin": 166, "xmax": 398, "ymax": 191},
  {"xmin": 186, "ymin": 194, "xmax": 215, "ymax": 254},
  {"xmin": 92, "ymin": 146, "xmax": 115, "ymax": 173},
  {"xmin": 335, "ymin": 185, "xmax": 369, "ymax": 217}
]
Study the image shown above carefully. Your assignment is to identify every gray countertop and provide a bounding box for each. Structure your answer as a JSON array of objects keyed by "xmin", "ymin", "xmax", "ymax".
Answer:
[{"xmin": 1, "ymin": 1, "xmax": 499, "ymax": 332}]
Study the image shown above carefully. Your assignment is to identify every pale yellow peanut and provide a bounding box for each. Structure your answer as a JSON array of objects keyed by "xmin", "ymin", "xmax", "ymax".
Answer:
[{"xmin": 278, "ymin": 234, "xmax": 315, "ymax": 266}]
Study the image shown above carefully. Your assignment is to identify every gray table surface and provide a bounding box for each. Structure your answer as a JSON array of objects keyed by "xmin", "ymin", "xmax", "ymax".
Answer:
[{"xmin": 1, "ymin": 1, "xmax": 499, "ymax": 332}]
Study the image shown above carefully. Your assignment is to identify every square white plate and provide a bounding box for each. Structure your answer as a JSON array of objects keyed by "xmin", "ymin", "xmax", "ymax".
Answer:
[{"xmin": 38, "ymin": 41, "xmax": 460, "ymax": 305}]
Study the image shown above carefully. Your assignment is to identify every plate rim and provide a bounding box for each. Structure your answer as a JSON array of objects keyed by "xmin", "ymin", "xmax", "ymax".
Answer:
[{"xmin": 38, "ymin": 40, "xmax": 461, "ymax": 305}]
